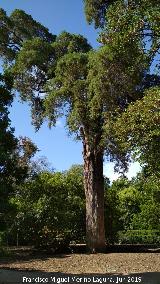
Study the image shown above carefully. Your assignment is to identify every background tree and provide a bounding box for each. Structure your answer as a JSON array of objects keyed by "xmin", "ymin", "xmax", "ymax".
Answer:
[
  {"xmin": 0, "ymin": 72, "xmax": 17, "ymax": 231},
  {"xmin": 131, "ymin": 173, "xmax": 160, "ymax": 232},
  {"xmin": 10, "ymin": 165, "xmax": 85, "ymax": 250},
  {"xmin": 0, "ymin": 71, "xmax": 37, "ymax": 236},
  {"xmin": 105, "ymin": 174, "xmax": 160, "ymax": 244},
  {"xmin": 112, "ymin": 87, "xmax": 160, "ymax": 177}
]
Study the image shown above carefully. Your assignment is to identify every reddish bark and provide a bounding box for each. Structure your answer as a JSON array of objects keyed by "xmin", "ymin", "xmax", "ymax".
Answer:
[{"xmin": 82, "ymin": 131, "xmax": 106, "ymax": 252}]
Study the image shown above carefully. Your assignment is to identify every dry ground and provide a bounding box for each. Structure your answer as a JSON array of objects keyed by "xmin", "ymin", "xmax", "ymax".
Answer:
[
  {"xmin": 0, "ymin": 246, "xmax": 160, "ymax": 284},
  {"xmin": 0, "ymin": 246, "xmax": 160, "ymax": 274}
]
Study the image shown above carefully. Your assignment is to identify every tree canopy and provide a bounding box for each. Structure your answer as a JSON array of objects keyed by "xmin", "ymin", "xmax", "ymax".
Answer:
[
  {"xmin": 0, "ymin": 71, "xmax": 39, "ymax": 230},
  {"xmin": 84, "ymin": 0, "xmax": 114, "ymax": 28},
  {"xmin": 0, "ymin": 72, "xmax": 17, "ymax": 229},
  {"xmin": 112, "ymin": 87, "xmax": 160, "ymax": 176},
  {"xmin": 0, "ymin": 6, "xmax": 159, "ymax": 169}
]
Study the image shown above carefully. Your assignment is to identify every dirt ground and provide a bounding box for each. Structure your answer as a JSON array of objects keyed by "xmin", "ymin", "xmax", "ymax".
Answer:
[
  {"xmin": 0, "ymin": 246, "xmax": 160, "ymax": 284},
  {"xmin": 0, "ymin": 245, "xmax": 160, "ymax": 274}
]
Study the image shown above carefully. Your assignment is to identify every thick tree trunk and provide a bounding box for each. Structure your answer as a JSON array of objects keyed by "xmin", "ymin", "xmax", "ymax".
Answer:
[{"xmin": 83, "ymin": 140, "xmax": 106, "ymax": 253}]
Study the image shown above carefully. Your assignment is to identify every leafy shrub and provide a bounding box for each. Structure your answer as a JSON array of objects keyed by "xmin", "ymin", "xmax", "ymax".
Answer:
[
  {"xmin": 0, "ymin": 231, "xmax": 7, "ymax": 246},
  {"xmin": 0, "ymin": 242, "xmax": 10, "ymax": 257},
  {"xmin": 9, "ymin": 166, "xmax": 85, "ymax": 250},
  {"xmin": 117, "ymin": 230, "xmax": 160, "ymax": 244}
]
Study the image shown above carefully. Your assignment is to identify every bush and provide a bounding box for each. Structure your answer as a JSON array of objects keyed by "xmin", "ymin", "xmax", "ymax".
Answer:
[
  {"xmin": 117, "ymin": 230, "xmax": 160, "ymax": 244},
  {"xmin": 9, "ymin": 166, "xmax": 85, "ymax": 248},
  {"xmin": 0, "ymin": 246, "xmax": 10, "ymax": 257},
  {"xmin": 0, "ymin": 231, "xmax": 7, "ymax": 246}
]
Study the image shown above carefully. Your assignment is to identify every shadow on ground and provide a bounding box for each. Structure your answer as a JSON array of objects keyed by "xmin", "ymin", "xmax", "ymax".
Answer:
[
  {"xmin": 69, "ymin": 244, "xmax": 160, "ymax": 254},
  {"xmin": 0, "ymin": 244, "xmax": 160, "ymax": 265},
  {"xmin": 0, "ymin": 246, "xmax": 72, "ymax": 267},
  {"xmin": 106, "ymin": 244, "xmax": 160, "ymax": 253},
  {"xmin": 0, "ymin": 269, "xmax": 160, "ymax": 284},
  {"xmin": 0, "ymin": 246, "xmax": 160, "ymax": 284}
]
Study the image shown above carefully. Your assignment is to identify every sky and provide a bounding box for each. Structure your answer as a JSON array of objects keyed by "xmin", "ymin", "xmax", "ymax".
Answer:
[{"xmin": 0, "ymin": 0, "xmax": 141, "ymax": 181}]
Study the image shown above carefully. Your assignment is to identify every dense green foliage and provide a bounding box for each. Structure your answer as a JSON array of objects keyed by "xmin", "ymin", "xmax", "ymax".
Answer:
[
  {"xmin": 105, "ymin": 174, "xmax": 160, "ymax": 243},
  {"xmin": 0, "ymin": 72, "xmax": 38, "ymax": 233},
  {"xmin": 84, "ymin": 0, "xmax": 113, "ymax": 28},
  {"xmin": 7, "ymin": 165, "xmax": 85, "ymax": 249},
  {"xmin": 0, "ymin": 8, "xmax": 55, "ymax": 61},
  {"xmin": 113, "ymin": 87, "xmax": 160, "ymax": 175},
  {"xmin": 117, "ymin": 230, "xmax": 160, "ymax": 245},
  {"xmin": 1, "ymin": 167, "xmax": 159, "ymax": 247},
  {"xmin": 1, "ymin": 5, "xmax": 159, "ymax": 170},
  {"xmin": 0, "ymin": 73, "xmax": 17, "ymax": 230},
  {"xmin": 83, "ymin": 0, "xmax": 160, "ymax": 170}
]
